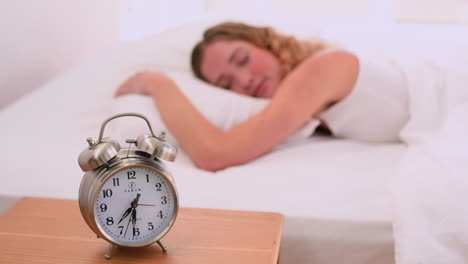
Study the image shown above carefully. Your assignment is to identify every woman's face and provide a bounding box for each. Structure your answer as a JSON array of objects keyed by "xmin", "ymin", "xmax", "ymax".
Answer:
[{"xmin": 200, "ymin": 40, "xmax": 283, "ymax": 98}]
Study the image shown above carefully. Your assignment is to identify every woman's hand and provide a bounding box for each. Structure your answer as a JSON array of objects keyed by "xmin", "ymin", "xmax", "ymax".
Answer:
[{"xmin": 114, "ymin": 71, "xmax": 175, "ymax": 97}]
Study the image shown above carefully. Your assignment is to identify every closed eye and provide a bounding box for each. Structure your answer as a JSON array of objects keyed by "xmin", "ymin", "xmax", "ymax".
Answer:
[{"xmin": 238, "ymin": 53, "xmax": 249, "ymax": 66}]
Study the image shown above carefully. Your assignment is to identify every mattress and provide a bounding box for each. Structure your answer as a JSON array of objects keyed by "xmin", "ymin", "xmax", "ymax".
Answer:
[{"xmin": 0, "ymin": 20, "xmax": 413, "ymax": 264}]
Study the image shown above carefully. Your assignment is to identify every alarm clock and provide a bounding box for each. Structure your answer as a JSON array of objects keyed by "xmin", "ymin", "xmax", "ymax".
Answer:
[{"xmin": 78, "ymin": 113, "xmax": 179, "ymax": 259}]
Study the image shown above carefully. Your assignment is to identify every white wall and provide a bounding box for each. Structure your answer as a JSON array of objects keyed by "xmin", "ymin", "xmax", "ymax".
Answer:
[
  {"xmin": 0, "ymin": 0, "xmax": 120, "ymax": 109},
  {"xmin": 119, "ymin": 0, "xmax": 468, "ymax": 41},
  {"xmin": 396, "ymin": 0, "xmax": 468, "ymax": 24},
  {"xmin": 120, "ymin": 0, "xmax": 206, "ymax": 41},
  {"xmin": 2, "ymin": 0, "xmax": 466, "ymax": 109}
]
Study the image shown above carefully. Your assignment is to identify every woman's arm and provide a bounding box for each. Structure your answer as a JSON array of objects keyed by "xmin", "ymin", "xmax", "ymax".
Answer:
[{"xmin": 115, "ymin": 50, "xmax": 359, "ymax": 171}]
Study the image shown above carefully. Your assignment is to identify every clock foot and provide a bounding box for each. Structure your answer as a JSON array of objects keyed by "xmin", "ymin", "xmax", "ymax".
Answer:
[
  {"xmin": 157, "ymin": 240, "xmax": 168, "ymax": 253},
  {"xmin": 104, "ymin": 244, "xmax": 119, "ymax": 260}
]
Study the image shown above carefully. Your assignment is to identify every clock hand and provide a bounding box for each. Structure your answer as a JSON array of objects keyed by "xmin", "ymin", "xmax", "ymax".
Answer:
[
  {"xmin": 131, "ymin": 193, "xmax": 141, "ymax": 207},
  {"xmin": 124, "ymin": 193, "xmax": 141, "ymax": 238},
  {"xmin": 132, "ymin": 207, "xmax": 137, "ymax": 239},
  {"xmin": 132, "ymin": 206, "xmax": 137, "ymax": 224},
  {"xmin": 119, "ymin": 193, "xmax": 141, "ymax": 225},
  {"xmin": 124, "ymin": 208, "xmax": 134, "ymax": 238},
  {"xmin": 117, "ymin": 206, "xmax": 133, "ymax": 225},
  {"xmin": 137, "ymin": 204, "xmax": 155, "ymax": 206}
]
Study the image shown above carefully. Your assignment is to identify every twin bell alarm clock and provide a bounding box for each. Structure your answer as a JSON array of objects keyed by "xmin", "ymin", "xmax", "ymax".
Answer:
[{"xmin": 78, "ymin": 113, "xmax": 179, "ymax": 259}]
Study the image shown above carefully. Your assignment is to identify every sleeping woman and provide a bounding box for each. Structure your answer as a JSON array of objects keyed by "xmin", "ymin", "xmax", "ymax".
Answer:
[{"xmin": 114, "ymin": 22, "xmax": 415, "ymax": 171}]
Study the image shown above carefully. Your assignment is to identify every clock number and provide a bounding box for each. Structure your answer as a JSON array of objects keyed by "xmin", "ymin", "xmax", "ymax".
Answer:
[
  {"xmin": 161, "ymin": 196, "xmax": 167, "ymax": 205},
  {"xmin": 146, "ymin": 174, "xmax": 150, "ymax": 183},
  {"xmin": 112, "ymin": 178, "xmax": 120, "ymax": 187},
  {"xmin": 103, "ymin": 189, "xmax": 113, "ymax": 198},
  {"xmin": 157, "ymin": 210, "xmax": 164, "ymax": 219},
  {"xmin": 100, "ymin": 204, "xmax": 107, "ymax": 212},
  {"xmin": 127, "ymin": 170, "xmax": 136, "ymax": 180},
  {"xmin": 118, "ymin": 226, "xmax": 124, "ymax": 235},
  {"xmin": 155, "ymin": 183, "xmax": 162, "ymax": 191},
  {"xmin": 148, "ymin": 222, "xmax": 154, "ymax": 231},
  {"xmin": 133, "ymin": 227, "xmax": 140, "ymax": 237},
  {"xmin": 106, "ymin": 217, "xmax": 114, "ymax": 225}
]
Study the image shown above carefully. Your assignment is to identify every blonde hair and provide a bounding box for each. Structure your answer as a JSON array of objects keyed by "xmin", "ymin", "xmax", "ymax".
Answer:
[{"xmin": 191, "ymin": 21, "xmax": 329, "ymax": 81}]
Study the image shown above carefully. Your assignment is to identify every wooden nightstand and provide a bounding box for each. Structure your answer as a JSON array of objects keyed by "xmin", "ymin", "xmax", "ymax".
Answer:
[{"xmin": 0, "ymin": 197, "xmax": 283, "ymax": 264}]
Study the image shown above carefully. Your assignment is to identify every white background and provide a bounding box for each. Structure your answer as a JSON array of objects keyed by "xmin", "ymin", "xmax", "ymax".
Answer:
[{"xmin": 1, "ymin": 0, "xmax": 467, "ymax": 109}]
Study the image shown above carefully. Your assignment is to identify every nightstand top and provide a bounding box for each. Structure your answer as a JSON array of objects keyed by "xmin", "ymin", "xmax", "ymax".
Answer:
[{"xmin": 0, "ymin": 197, "xmax": 283, "ymax": 264}]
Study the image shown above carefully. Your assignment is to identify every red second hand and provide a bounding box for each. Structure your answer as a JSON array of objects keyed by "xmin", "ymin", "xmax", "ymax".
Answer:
[{"xmin": 138, "ymin": 204, "xmax": 155, "ymax": 206}]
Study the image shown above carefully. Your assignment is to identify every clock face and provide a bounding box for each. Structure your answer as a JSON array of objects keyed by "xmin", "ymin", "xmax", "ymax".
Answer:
[{"xmin": 94, "ymin": 166, "xmax": 177, "ymax": 246}]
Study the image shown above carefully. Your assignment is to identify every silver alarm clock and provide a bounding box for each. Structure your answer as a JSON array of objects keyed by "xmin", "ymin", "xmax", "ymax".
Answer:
[{"xmin": 78, "ymin": 113, "xmax": 179, "ymax": 259}]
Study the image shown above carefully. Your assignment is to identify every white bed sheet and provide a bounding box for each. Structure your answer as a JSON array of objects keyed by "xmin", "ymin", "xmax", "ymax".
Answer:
[{"xmin": 0, "ymin": 20, "xmax": 422, "ymax": 264}]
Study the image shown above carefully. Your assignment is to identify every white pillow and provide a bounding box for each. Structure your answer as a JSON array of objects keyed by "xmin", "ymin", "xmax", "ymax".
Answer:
[{"xmin": 109, "ymin": 71, "xmax": 320, "ymax": 147}]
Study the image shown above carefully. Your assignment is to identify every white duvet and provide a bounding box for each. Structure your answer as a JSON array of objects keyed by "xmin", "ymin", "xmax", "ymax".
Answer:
[{"xmin": 393, "ymin": 55, "xmax": 468, "ymax": 263}]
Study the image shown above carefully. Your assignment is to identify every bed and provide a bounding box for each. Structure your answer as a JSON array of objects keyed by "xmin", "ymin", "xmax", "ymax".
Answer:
[{"xmin": 2, "ymin": 20, "xmax": 467, "ymax": 264}]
